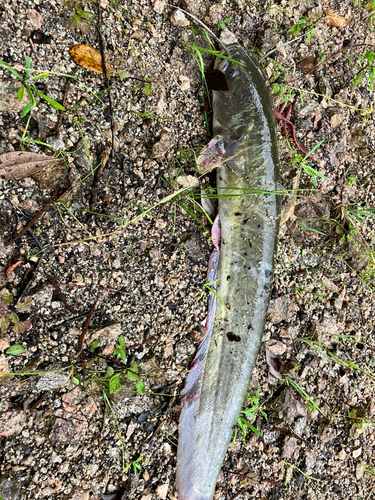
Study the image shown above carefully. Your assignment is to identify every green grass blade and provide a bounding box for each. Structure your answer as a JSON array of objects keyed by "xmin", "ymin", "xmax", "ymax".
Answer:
[{"xmin": 34, "ymin": 90, "xmax": 65, "ymax": 110}]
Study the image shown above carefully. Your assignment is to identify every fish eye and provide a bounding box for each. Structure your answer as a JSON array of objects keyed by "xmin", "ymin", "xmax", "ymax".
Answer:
[{"xmin": 229, "ymin": 68, "xmax": 236, "ymax": 77}]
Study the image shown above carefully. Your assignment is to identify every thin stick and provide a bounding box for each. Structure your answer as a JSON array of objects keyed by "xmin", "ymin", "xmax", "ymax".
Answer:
[
  {"xmin": 78, "ymin": 300, "xmax": 99, "ymax": 368},
  {"xmin": 46, "ymin": 274, "xmax": 81, "ymax": 315},
  {"xmin": 96, "ymin": 3, "xmax": 115, "ymax": 156},
  {"xmin": 6, "ymin": 184, "xmax": 70, "ymax": 246}
]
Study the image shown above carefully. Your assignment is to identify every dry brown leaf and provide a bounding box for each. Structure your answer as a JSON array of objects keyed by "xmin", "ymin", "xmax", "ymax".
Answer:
[
  {"xmin": 0, "ymin": 151, "xmax": 60, "ymax": 180},
  {"xmin": 298, "ymin": 55, "xmax": 316, "ymax": 75},
  {"xmin": 324, "ymin": 9, "xmax": 351, "ymax": 28},
  {"xmin": 266, "ymin": 349, "xmax": 283, "ymax": 380},
  {"xmin": 69, "ymin": 44, "xmax": 112, "ymax": 74}
]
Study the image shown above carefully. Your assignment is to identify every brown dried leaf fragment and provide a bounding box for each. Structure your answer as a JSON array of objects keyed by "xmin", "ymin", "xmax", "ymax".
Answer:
[
  {"xmin": 69, "ymin": 44, "xmax": 112, "ymax": 74},
  {"xmin": 266, "ymin": 349, "xmax": 283, "ymax": 380},
  {"xmin": 298, "ymin": 55, "xmax": 316, "ymax": 75},
  {"xmin": 3, "ymin": 256, "xmax": 26, "ymax": 280},
  {"xmin": 324, "ymin": 9, "xmax": 351, "ymax": 28},
  {"xmin": 0, "ymin": 152, "xmax": 60, "ymax": 180}
]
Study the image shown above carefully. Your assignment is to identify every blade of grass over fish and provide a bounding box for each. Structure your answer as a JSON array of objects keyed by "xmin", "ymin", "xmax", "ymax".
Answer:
[
  {"xmin": 198, "ymin": 187, "xmax": 302, "ymax": 199},
  {"xmin": 183, "ymin": 44, "xmax": 246, "ymax": 66},
  {"xmin": 186, "ymin": 196, "xmax": 214, "ymax": 225}
]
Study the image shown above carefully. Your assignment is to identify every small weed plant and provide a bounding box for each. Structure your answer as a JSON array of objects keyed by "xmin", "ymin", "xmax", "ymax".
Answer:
[
  {"xmin": 64, "ymin": 0, "xmax": 95, "ymax": 35},
  {"xmin": 234, "ymin": 391, "xmax": 267, "ymax": 442},
  {"xmin": 0, "ymin": 294, "xmax": 32, "ymax": 340},
  {"xmin": 0, "ymin": 57, "xmax": 65, "ymax": 117}
]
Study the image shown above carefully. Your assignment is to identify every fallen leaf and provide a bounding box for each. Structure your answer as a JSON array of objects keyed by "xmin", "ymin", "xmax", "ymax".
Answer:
[
  {"xmin": 324, "ymin": 9, "xmax": 351, "ymax": 28},
  {"xmin": 266, "ymin": 349, "xmax": 283, "ymax": 380},
  {"xmin": 298, "ymin": 55, "xmax": 316, "ymax": 75},
  {"xmin": 0, "ymin": 151, "xmax": 60, "ymax": 180},
  {"xmin": 69, "ymin": 44, "xmax": 112, "ymax": 74}
]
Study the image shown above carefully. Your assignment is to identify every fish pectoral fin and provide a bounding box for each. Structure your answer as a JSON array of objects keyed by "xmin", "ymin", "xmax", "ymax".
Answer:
[{"xmin": 196, "ymin": 135, "xmax": 226, "ymax": 175}]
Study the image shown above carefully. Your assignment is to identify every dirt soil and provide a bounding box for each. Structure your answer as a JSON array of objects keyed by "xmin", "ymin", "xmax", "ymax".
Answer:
[{"xmin": 0, "ymin": 1, "xmax": 375, "ymax": 499}]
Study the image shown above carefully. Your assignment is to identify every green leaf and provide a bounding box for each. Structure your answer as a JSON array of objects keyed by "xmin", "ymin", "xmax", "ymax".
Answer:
[
  {"xmin": 90, "ymin": 340, "xmax": 99, "ymax": 353},
  {"xmin": 135, "ymin": 379, "xmax": 145, "ymax": 395},
  {"xmin": 126, "ymin": 369, "xmax": 138, "ymax": 382},
  {"xmin": 106, "ymin": 366, "xmax": 115, "ymax": 378},
  {"xmin": 365, "ymin": 51, "xmax": 375, "ymax": 62},
  {"xmin": 129, "ymin": 361, "xmax": 138, "ymax": 374},
  {"xmin": 25, "ymin": 56, "xmax": 31, "ymax": 79},
  {"xmin": 20, "ymin": 101, "xmax": 34, "ymax": 118},
  {"xmin": 144, "ymin": 83, "xmax": 153, "ymax": 96},
  {"xmin": 34, "ymin": 90, "xmax": 65, "ymax": 110},
  {"xmin": 6, "ymin": 344, "xmax": 25, "ymax": 356},
  {"xmin": 0, "ymin": 62, "xmax": 23, "ymax": 81},
  {"xmin": 240, "ymin": 419, "xmax": 262, "ymax": 437},
  {"xmin": 109, "ymin": 373, "xmax": 121, "ymax": 394},
  {"xmin": 80, "ymin": 10, "xmax": 94, "ymax": 19},
  {"xmin": 0, "ymin": 316, "xmax": 10, "ymax": 333},
  {"xmin": 17, "ymin": 85, "xmax": 25, "ymax": 101},
  {"xmin": 10, "ymin": 312, "xmax": 19, "ymax": 324},
  {"xmin": 5, "ymin": 295, "xmax": 13, "ymax": 304}
]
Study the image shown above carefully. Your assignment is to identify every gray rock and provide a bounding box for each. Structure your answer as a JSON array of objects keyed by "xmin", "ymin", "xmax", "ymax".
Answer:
[
  {"xmin": 36, "ymin": 371, "xmax": 70, "ymax": 391},
  {"xmin": 0, "ymin": 475, "xmax": 21, "ymax": 500}
]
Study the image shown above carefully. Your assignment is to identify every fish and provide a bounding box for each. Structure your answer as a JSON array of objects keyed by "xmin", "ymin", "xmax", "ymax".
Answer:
[{"xmin": 176, "ymin": 41, "xmax": 280, "ymax": 500}]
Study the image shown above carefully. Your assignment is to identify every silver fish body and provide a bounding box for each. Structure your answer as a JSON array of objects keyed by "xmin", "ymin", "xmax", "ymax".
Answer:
[{"xmin": 177, "ymin": 44, "xmax": 280, "ymax": 500}]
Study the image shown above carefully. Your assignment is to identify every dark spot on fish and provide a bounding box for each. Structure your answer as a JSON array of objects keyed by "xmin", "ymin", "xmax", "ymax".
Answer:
[
  {"xmin": 234, "ymin": 212, "xmax": 241, "ymax": 216},
  {"xmin": 258, "ymin": 224, "xmax": 261, "ymax": 228},
  {"xmin": 248, "ymin": 324, "xmax": 253, "ymax": 330},
  {"xmin": 265, "ymin": 269, "xmax": 272, "ymax": 278},
  {"xmin": 244, "ymin": 252, "xmax": 247, "ymax": 256},
  {"xmin": 249, "ymin": 241, "xmax": 252, "ymax": 248},
  {"xmin": 243, "ymin": 219, "xmax": 249, "ymax": 225},
  {"xmin": 227, "ymin": 332, "xmax": 241, "ymax": 342},
  {"xmin": 248, "ymin": 266, "xmax": 251, "ymax": 270},
  {"xmin": 227, "ymin": 275, "xmax": 230, "ymax": 280},
  {"xmin": 264, "ymin": 283, "xmax": 269, "ymax": 290}
]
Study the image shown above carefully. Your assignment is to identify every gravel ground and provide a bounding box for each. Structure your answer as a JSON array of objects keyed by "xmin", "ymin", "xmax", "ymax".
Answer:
[{"xmin": 0, "ymin": 1, "xmax": 375, "ymax": 499}]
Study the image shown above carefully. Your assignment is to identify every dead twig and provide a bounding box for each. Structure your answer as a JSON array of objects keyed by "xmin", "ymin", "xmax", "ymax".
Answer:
[
  {"xmin": 96, "ymin": 3, "xmax": 115, "ymax": 156},
  {"xmin": 88, "ymin": 145, "xmax": 111, "ymax": 220},
  {"xmin": 126, "ymin": 335, "xmax": 157, "ymax": 351},
  {"xmin": 46, "ymin": 274, "xmax": 81, "ymax": 315},
  {"xmin": 78, "ymin": 300, "xmax": 99, "ymax": 367},
  {"xmin": 6, "ymin": 184, "xmax": 70, "ymax": 247}
]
